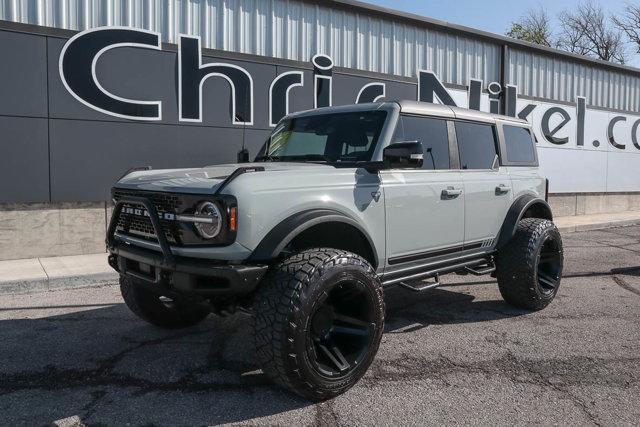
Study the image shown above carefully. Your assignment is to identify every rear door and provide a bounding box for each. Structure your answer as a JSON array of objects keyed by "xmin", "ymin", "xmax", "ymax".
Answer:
[
  {"xmin": 454, "ymin": 120, "xmax": 513, "ymax": 248},
  {"xmin": 381, "ymin": 115, "xmax": 464, "ymax": 271}
]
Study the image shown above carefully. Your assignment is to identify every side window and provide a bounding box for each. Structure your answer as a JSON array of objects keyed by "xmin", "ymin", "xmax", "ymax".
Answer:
[
  {"xmin": 455, "ymin": 122, "xmax": 497, "ymax": 170},
  {"xmin": 395, "ymin": 115, "xmax": 450, "ymax": 170},
  {"xmin": 503, "ymin": 125, "xmax": 536, "ymax": 163}
]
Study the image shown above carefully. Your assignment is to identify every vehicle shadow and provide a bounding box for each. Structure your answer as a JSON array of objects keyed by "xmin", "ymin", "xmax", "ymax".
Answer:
[
  {"xmin": 0, "ymin": 283, "xmax": 526, "ymax": 425},
  {"xmin": 384, "ymin": 283, "xmax": 529, "ymax": 334}
]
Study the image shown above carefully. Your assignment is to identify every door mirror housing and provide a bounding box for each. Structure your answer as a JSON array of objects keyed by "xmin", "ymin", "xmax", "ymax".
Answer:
[{"xmin": 383, "ymin": 141, "xmax": 424, "ymax": 169}]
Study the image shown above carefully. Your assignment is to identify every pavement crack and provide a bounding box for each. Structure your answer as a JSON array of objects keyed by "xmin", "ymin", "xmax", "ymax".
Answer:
[
  {"xmin": 611, "ymin": 276, "xmax": 640, "ymax": 296},
  {"xmin": 314, "ymin": 400, "xmax": 339, "ymax": 426}
]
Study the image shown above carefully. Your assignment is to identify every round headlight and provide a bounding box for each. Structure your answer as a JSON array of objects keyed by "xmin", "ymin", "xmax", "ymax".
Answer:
[{"xmin": 194, "ymin": 201, "xmax": 222, "ymax": 239}]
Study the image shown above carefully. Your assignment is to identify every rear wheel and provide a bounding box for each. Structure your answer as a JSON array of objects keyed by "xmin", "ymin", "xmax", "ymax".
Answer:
[
  {"xmin": 253, "ymin": 248, "xmax": 385, "ymax": 400},
  {"xmin": 496, "ymin": 218, "xmax": 563, "ymax": 310},
  {"xmin": 120, "ymin": 276, "xmax": 210, "ymax": 329}
]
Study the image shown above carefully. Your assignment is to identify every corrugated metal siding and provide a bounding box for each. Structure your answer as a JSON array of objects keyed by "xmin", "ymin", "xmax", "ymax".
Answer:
[
  {"xmin": 508, "ymin": 48, "xmax": 640, "ymax": 112},
  {"xmin": 0, "ymin": 0, "xmax": 500, "ymax": 85},
  {"xmin": 1, "ymin": 0, "xmax": 638, "ymax": 112}
]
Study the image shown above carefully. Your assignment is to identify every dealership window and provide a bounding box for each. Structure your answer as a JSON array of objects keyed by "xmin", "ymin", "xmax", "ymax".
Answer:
[
  {"xmin": 503, "ymin": 125, "xmax": 536, "ymax": 163},
  {"xmin": 455, "ymin": 122, "xmax": 497, "ymax": 170},
  {"xmin": 394, "ymin": 115, "xmax": 450, "ymax": 170}
]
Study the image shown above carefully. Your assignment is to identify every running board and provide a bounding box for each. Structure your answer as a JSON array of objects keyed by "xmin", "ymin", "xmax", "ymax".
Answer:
[
  {"xmin": 464, "ymin": 262, "xmax": 495, "ymax": 276},
  {"xmin": 383, "ymin": 257, "xmax": 490, "ymax": 287},
  {"xmin": 399, "ymin": 274, "xmax": 440, "ymax": 292}
]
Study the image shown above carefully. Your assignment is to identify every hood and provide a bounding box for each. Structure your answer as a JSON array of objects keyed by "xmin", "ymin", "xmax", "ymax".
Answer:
[{"xmin": 114, "ymin": 162, "xmax": 332, "ymax": 193}]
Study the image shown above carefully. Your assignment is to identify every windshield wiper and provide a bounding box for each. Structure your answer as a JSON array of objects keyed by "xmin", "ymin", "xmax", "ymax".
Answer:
[
  {"xmin": 285, "ymin": 154, "xmax": 331, "ymax": 163},
  {"xmin": 255, "ymin": 155, "xmax": 281, "ymax": 162}
]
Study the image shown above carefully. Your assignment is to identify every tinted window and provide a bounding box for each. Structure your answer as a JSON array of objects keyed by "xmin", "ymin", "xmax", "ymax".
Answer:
[
  {"xmin": 503, "ymin": 125, "xmax": 536, "ymax": 163},
  {"xmin": 455, "ymin": 122, "xmax": 497, "ymax": 170},
  {"xmin": 395, "ymin": 115, "xmax": 450, "ymax": 170}
]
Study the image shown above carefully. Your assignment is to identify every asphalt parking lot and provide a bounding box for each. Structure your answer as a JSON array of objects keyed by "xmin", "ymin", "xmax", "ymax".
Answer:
[{"xmin": 0, "ymin": 226, "xmax": 639, "ymax": 426}]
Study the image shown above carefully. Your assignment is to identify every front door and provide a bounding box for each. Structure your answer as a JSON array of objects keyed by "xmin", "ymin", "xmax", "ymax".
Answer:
[{"xmin": 382, "ymin": 115, "xmax": 464, "ymax": 273}]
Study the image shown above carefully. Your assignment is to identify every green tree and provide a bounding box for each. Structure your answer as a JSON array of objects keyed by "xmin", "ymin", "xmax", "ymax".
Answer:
[{"xmin": 506, "ymin": 8, "xmax": 553, "ymax": 47}]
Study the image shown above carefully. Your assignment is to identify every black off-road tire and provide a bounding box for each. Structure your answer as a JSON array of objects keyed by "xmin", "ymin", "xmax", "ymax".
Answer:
[
  {"xmin": 253, "ymin": 248, "xmax": 385, "ymax": 401},
  {"xmin": 120, "ymin": 276, "xmax": 210, "ymax": 329},
  {"xmin": 496, "ymin": 218, "xmax": 564, "ymax": 310}
]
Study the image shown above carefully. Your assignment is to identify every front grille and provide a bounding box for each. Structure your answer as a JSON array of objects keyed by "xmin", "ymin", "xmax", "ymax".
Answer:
[{"xmin": 113, "ymin": 190, "xmax": 184, "ymax": 244}]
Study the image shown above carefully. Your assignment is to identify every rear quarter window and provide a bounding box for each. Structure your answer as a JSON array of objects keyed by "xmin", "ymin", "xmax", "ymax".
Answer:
[{"xmin": 503, "ymin": 125, "xmax": 536, "ymax": 164}]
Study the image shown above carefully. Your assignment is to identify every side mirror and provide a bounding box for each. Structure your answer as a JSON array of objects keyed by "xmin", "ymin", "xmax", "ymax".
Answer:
[{"xmin": 383, "ymin": 141, "xmax": 424, "ymax": 169}]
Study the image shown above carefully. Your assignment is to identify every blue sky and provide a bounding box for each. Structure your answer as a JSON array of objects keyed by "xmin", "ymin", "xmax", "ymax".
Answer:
[{"xmin": 363, "ymin": 0, "xmax": 640, "ymax": 66}]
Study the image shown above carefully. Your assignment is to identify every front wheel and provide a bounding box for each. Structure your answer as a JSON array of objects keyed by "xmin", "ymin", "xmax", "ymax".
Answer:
[
  {"xmin": 495, "ymin": 218, "xmax": 564, "ymax": 310},
  {"xmin": 120, "ymin": 276, "xmax": 210, "ymax": 329},
  {"xmin": 253, "ymin": 248, "xmax": 385, "ymax": 401}
]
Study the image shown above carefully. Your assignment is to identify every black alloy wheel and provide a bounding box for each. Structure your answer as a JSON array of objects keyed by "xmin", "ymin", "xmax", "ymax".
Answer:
[
  {"xmin": 253, "ymin": 248, "xmax": 385, "ymax": 400},
  {"xmin": 307, "ymin": 279, "xmax": 376, "ymax": 377},
  {"xmin": 536, "ymin": 234, "xmax": 563, "ymax": 295},
  {"xmin": 496, "ymin": 218, "xmax": 564, "ymax": 310}
]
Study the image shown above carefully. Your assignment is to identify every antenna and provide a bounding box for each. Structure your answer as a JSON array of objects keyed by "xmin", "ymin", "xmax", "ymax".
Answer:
[{"xmin": 237, "ymin": 89, "xmax": 250, "ymax": 163}]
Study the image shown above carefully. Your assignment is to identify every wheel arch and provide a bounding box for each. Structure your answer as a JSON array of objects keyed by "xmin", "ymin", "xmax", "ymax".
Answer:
[
  {"xmin": 496, "ymin": 195, "xmax": 553, "ymax": 250},
  {"xmin": 249, "ymin": 209, "xmax": 379, "ymax": 269}
]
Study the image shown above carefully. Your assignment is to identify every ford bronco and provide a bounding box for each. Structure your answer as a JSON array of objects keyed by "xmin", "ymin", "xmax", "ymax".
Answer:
[{"xmin": 107, "ymin": 100, "xmax": 563, "ymax": 400}]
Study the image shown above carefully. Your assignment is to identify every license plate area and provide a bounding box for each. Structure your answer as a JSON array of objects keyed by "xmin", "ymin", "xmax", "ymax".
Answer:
[{"xmin": 124, "ymin": 258, "xmax": 158, "ymax": 282}]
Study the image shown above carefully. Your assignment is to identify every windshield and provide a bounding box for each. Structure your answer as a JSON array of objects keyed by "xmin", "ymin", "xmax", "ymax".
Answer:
[{"xmin": 262, "ymin": 110, "xmax": 388, "ymax": 163}]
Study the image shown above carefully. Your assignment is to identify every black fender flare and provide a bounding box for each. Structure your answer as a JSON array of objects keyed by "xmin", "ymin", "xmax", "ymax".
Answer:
[
  {"xmin": 248, "ymin": 209, "xmax": 378, "ymax": 267},
  {"xmin": 495, "ymin": 195, "xmax": 553, "ymax": 250}
]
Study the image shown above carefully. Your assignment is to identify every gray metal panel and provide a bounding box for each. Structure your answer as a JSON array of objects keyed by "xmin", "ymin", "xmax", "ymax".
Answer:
[
  {"xmin": 48, "ymin": 118, "xmax": 269, "ymax": 201},
  {"xmin": 508, "ymin": 48, "xmax": 640, "ymax": 112},
  {"xmin": 6, "ymin": 0, "xmax": 639, "ymax": 111},
  {"xmin": 332, "ymin": 73, "xmax": 416, "ymax": 106},
  {"xmin": 0, "ymin": 0, "xmax": 501, "ymax": 85},
  {"xmin": 0, "ymin": 116, "xmax": 49, "ymax": 202},
  {"xmin": 0, "ymin": 29, "xmax": 47, "ymax": 117}
]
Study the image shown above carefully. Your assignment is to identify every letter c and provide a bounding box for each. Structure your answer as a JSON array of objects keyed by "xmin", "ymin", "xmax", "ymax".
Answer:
[{"xmin": 59, "ymin": 27, "xmax": 162, "ymax": 121}]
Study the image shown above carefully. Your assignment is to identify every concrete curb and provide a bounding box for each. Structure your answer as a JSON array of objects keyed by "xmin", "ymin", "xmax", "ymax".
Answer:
[
  {"xmin": 0, "ymin": 254, "xmax": 118, "ymax": 296},
  {"xmin": 556, "ymin": 217, "xmax": 640, "ymax": 233},
  {"xmin": 557, "ymin": 219, "xmax": 640, "ymax": 233},
  {"xmin": 1, "ymin": 216, "xmax": 640, "ymax": 295},
  {"xmin": 0, "ymin": 272, "xmax": 118, "ymax": 296}
]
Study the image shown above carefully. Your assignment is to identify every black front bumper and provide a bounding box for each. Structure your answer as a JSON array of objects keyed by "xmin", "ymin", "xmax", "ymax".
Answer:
[{"xmin": 107, "ymin": 196, "xmax": 267, "ymax": 297}]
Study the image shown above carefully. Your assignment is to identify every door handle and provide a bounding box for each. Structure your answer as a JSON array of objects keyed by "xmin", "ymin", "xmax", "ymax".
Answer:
[
  {"xmin": 495, "ymin": 184, "xmax": 511, "ymax": 195},
  {"xmin": 441, "ymin": 187, "xmax": 463, "ymax": 199}
]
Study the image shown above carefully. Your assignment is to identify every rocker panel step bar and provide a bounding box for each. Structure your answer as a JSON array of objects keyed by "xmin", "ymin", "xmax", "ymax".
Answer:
[{"xmin": 383, "ymin": 256, "xmax": 490, "ymax": 287}]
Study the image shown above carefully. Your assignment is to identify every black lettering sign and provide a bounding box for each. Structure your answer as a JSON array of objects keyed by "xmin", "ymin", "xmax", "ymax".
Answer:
[
  {"xmin": 608, "ymin": 116, "xmax": 627, "ymax": 149},
  {"xmin": 541, "ymin": 107, "xmax": 571, "ymax": 145},
  {"xmin": 178, "ymin": 35, "xmax": 253, "ymax": 124},
  {"xmin": 269, "ymin": 71, "xmax": 304, "ymax": 126},
  {"xmin": 59, "ymin": 27, "xmax": 162, "ymax": 120}
]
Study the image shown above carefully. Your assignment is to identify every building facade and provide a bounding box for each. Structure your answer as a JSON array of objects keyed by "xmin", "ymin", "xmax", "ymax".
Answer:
[{"xmin": 1, "ymin": 0, "xmax": 639, "ymax": 260}]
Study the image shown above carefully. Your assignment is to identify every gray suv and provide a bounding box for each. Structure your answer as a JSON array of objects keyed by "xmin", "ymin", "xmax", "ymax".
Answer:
[{"xmin": 107, "ymin": 100, "xmax": 563, "ymax": 400}]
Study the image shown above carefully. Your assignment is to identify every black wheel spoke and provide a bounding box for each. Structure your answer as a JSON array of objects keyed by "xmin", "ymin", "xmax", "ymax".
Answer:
[
  {"xmin": 318, "ymin": 343, "xmax": 350, "ymax": 372},
  {"xmin": 538, "ymin": 272, "xmax": 557, "ymax": 290},
  {"xmin": 334, "ymin": 313, "xmax": 370, "ymax": 328},
  {"xmin": 332, "ymin": 325, "xmax": 371, "ymax": 337}
]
